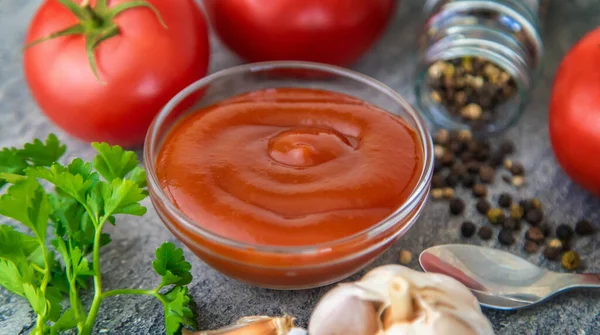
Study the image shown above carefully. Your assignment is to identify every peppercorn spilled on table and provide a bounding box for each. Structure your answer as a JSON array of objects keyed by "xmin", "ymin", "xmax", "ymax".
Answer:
[{"xmin": 1, "ymin": 1, "xmax": 599, "ymax": 334}]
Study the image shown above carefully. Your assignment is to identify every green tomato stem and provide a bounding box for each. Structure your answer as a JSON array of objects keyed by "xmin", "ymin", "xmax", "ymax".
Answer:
[{"xmin": 26, "ymin": 0, "xmax": 167, "ymax": 83}]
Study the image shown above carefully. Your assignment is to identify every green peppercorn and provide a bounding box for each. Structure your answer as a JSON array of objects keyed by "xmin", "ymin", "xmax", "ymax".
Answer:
[
  {"xmin": 509, "ymin": 204, "xmax": 524, "ymax": 220},
  {"xmin": 487, "ymin": 208, "xmax": 505, "ymax": 225},
  {"xmin": 561, "ymin": 250, "xmax": 581, "ymax": 271}
]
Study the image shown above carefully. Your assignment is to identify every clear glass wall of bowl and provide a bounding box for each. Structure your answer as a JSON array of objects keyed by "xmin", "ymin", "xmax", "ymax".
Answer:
[
  {"xmin": 415, "ymin": 0, "xmax": 545, "ymax": 135},
  {"xmin": 144, "ymin": 62, "xmax": 434, "ymax": 289}
]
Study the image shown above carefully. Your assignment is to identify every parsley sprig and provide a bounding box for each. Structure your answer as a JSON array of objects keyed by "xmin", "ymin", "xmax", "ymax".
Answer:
[{"xmin": 0, "ymin": 134, "xmax": 195, "ymax": 335}]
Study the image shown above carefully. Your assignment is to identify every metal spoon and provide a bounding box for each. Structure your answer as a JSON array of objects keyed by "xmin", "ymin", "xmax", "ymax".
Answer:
[{"xmin": 419, "ymin": 244, "xmax": 600, "ymax": 310}]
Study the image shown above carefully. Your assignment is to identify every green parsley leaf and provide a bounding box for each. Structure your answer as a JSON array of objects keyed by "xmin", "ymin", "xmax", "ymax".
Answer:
[
  {"xmin": 152, "ymin": 243, "xmax": 192, "ymax": 287},
  {"xmin": 129, "ymin": 166, "xmax": 147, "ymax": 188},
  {"xmin": 67, "ymin": 158, "xmax": 99, "ymax": 184},
  {"xmin": 0, "ymin": 172, "xmax": 27, "ymax": 184},
  {"xmin": 163, "ymin": 286, "xmax": 195, "ymax": 335},
  {"xmin": 86, "ymin": 181, "xmax": 109, "ymax": 222},
  {"xmin": 0, "ymin": 260, "xmax": 30, "ymax": 296},
  {"xmin": 51, "ymin": 308, "xmax": 79, "ymax": 332},
  {"xmin": 0, "ymin": 225, "xmax": 39, "ymax": 262},
  {"xmin": 92, "ymin": 142, "xmax": 139, "ymax": 181},
  {"xmin": 18, "ymin": 134, "xmax": 66, "ymax": 167},
  {"xmin": 49, "ymin": 262, "xmax": 70, "ymax": 295},
  {"xmin": 23, "ymin": 283, "xmax": 47, "ymax": 316},
  {"xmin": 70, "ymin": 247, "xmax": 93, "ymax": 278},
  {"xmin": 45, "ymin": 286, "xmax": 63, "ymax": 322},
  {"xmin": 27, "ymin": 164, "xmax": 94, "ymax": 205},
  {"xmin": 0, "ymin": 148, "xmax": 28, "ymax": 188},
  {"xmin": 104, "ymin": 179, "xmax": 147, "ymax": 217},
  {"xmin": 0, "ymin": 178, "xmax": 51, "ymax": 241},
  {"xmin": 0, "ymin": 135, "xmax": 66, "ymax": 189}
]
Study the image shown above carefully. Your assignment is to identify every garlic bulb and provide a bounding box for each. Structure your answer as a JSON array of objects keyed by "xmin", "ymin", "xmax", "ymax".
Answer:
[
  {"xmin": 309, "ymin": 265, "xmax": 494, "ymax": 335},
  {"xmin": 184, "ymin": 315, "xmax": 307, "ymax": 335}
]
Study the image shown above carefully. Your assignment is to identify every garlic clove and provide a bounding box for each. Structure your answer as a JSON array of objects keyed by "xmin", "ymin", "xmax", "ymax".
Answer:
[
  {"xmin": 384, "ymin": 275, "xmax": 413, "ymax": 324},
  {"xmin": 308, "ymin": 284, "xmax": 381, "ymax": 335},
  {"xmin": 184, "ymin": 315, "xmax": 300, "ymax": 335},
  {"xmin": 309, "ymin": 264, "xmax": 494, "ymax": 335}
]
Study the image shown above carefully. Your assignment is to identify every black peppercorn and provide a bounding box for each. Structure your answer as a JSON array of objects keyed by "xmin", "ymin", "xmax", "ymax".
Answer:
[
  {"xmin": 498, "ymin": 229, "xmax": 515, "ymax": 245},
  {"xmin": 524, "ymin": 240, "xmax": 539, "ymax": 254},
  {"xmin": 519, "ymin": 199, "xmax": 533, "ymax": 213},
  {"xmin": 556, "ymin": 224, "xmax": 574, "ymax": 241},
  {"xmin": 451, "ymin": 161, "xmax": 467, "ymax": 176},
  {"xmin": 575, "ymin": 219, "xmax": 596, "ymax": 236},
  {"xmin": 525, "ymin": 227, "xmax": 545, "ymax": 244},
  {"xmin": 445, "ymin": 174, "xmax": 459, "ymax": 188},
  {"xmin": 476, "ymin": 199, "xmax": 491, "ymax": 215},
  {"xmin": 459, "ymin": 151, "xmax": 474, "ymax": 163},
  {"xmin": 476, "ymin": 148, "xmax": 491, "ymax": 162},
  {"xmin": 499, "ymin": 140, "xmax": 515, "ymax": 155},
  {"xmin": 502, "ymin": 218, "xmax": 517, "ymax": 231},
  {"xmin": 449, "ymin": 140, "xmax": 466, "ymax": 154},
  {"xmin": 461, "ymin": 221, "xmax": 476, "ymax": 238},
  {"xmin": 498, "ymin": 193, "xmax": 512, "ymax": 208},
  {"xmin": 431, "ymin": 174, "xmax": 446, "ymax": 189},
  {"xmin": 539, "ymin": 223, "xmax": 552, "ymax": 237},
  {"xmin": 466, "ymin": 161, "xmax": 481, "ymax": 174},
  {"xmin": 478, "ymin": 226, "xmax": 493, "ymax": 240},
  {"xmin": 478, "ymin": 139, "xmax": 491, "ymax": 151},
  {"xmin": 543, "ymin": 246, "xmax": 562, "ymax": 261},
  {"xmin": 488, "ymin": 151, "xmax": 505, "ymax": 168},
  {"xmin": 467, "ymin": 141, "xmax": 479, "ymax": 153},
  {"xmin": 461, "ymin": 174, "xmax": 476, "ymax": 188},
  {"xmin": 449, "ymin": 198, "xmax": 466, "ymax": 215},
  {"xmin": 441, "ymin": 151, "xmax": 456, "ymax": 166},
  {"xmin": 472, "ymin": 183, "xmax": 488, "ymax": 198},
  {"xmin": 433, "ymin": 159, "xmax": 444, "ymax": 173},
  {"xmin": 510, "ymin": 162, "xmax": 525, "ymax": 176},
  {"xmin": 525, "ymin": 208, "xmax": 543, "ymax": 226},
  {"xmin": 479, "ymin": 165, "xmax": 495, "ymax": 183}
]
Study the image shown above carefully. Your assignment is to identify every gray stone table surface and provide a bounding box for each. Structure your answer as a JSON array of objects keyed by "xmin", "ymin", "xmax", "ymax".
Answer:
[{"xmin": 1, "ymin": 0, "xmax": 600, "ymax": 334}]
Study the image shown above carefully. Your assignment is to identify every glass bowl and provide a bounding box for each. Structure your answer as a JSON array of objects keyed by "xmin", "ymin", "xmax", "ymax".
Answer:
[{"xmin": 144, "ymin": 61, "xmax": 434, "ymax": 290}]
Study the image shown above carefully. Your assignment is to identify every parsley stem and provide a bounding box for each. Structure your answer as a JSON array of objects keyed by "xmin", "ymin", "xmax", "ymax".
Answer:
[
  {"xmin": 81, "ymin": 221, "xmax": 106, "ymax": 335},
  {"xmin": 102, "ymin": 288, "xmax": 157, "ymax": 298},
  {"xmin": 33, "ymin": 241, "xmax": 52, "ymax": 334},
  {"xmin": 31, "ymin": 263, "xmax": 45, "ymax": 274}
]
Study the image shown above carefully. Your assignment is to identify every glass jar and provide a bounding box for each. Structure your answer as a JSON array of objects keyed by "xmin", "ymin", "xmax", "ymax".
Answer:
[{"xmin": 415, "ymin": 0, "xmax": 545, "ymax": 135}]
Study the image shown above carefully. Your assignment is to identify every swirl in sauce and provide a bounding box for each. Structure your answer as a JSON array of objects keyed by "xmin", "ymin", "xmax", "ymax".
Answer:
[{"xmin": 156, "ymin": 88, "xmax": 423, "ymax": 246}]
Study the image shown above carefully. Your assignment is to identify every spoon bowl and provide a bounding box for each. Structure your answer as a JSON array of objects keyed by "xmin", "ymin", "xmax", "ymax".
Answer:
[{"xmin": 419, "ymin": 244, "xmax": 600, "ymax": 310}]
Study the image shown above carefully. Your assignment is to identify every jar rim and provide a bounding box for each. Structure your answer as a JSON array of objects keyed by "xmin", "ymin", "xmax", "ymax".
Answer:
[{"xmin": 144, "ymin": 61, "xmax": 434, "ymax": 255}]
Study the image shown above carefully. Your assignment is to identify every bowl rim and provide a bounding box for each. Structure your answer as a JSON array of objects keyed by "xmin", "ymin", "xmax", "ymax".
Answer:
[{"xmin": 144, "ymin": 60, "xmax": 434, "ymax": 255}]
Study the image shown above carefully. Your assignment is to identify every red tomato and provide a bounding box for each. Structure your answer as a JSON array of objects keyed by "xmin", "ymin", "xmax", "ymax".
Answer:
[
  {"xmin": 549, "ymin": 28, "xmax": 600, "ymax": 196},
  {"xmin": 24, "ymin": 0, "xmax": 210, "ymax": 147},
  {"xmin": 203, "ymin": 0, "xmax": 396, "ymax": 67}
]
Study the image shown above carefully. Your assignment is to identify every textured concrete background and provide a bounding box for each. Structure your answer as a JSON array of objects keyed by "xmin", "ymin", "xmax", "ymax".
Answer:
[{"xmin": 1, "ymin": 0, "xmax": 600, "ymax": 334}]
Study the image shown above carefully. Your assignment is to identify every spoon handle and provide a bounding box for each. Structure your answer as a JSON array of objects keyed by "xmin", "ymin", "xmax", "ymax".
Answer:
[{"xmin": 559, "ymin": 273, "xmax": 600, "ymax": 288}]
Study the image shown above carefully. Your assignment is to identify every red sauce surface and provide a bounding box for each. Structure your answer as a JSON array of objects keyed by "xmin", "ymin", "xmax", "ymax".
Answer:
[{"xmin": 156, "ymin": 88, "xmax": 423, "ymax": 246}]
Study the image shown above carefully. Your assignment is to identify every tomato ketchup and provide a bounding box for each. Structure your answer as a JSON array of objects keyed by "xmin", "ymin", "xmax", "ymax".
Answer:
[{"xmin": 153, "ymin": 88, "xmax": 426, "ymax": 288}]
